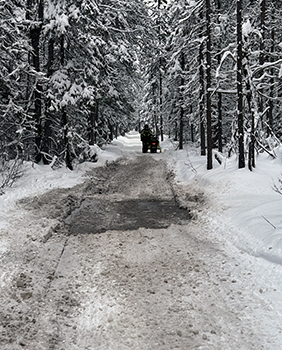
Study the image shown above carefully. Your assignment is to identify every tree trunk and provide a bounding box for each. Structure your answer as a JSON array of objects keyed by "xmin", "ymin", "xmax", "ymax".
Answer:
[
  {"xmin": 237, "ymin": 0, "xmax": 245, "ymax": 169},
  {"xmin": 174, "ymin": 121, "xmax": 178, "ymax": 142},
  {"xmin": 216, "ymin": 0, "xmax": 222, "ymax": 153},
  {"xmin": 206, "ymin": 0, "xmax": 212, "ymax": 170},
  {"xmin": 158, "ymin": 0, "xmax": 164, "ymax": 141},
  {"xmin": 248, "ymin": 112, "xmax": 255, "ymax": 171},
  {"xmin": 109, "ymin": 123, "xmax": 114, "ymax": 141},
  {"xmin": 190, "ymin": 105, "xmax": 194, "ymax": 143},
  {"xmin": 259, "ymin": 0, "xmax": 265, "ymax": 116},
  {"xmin": 179, "ymin": 52, "xmax": 185, "ymax": 150},
  {"xmin": 245, "ymin": 74, "xmax": 255, "ymax": 171},
  {"xmin": 179, "ymin": 107, "xmax": 184, "ymax": 150},
  {"xmin": 60, "ymin": 34, "xmax": 73, "ymax": 170},
  {"xmin": 199, "ymin": 10, "xmax": 205, "ymax": 156},
  {"xmin": 62, "ymin": 108, "xmax": 73, "ymax": 170},
  {"xmin": 267, "ymin": 6, "xmax": 275, "ymax": 135},
  {"xmin": 88, "ymin": 104, "xmax": 95, "ymax": 146},
  {"xmin": 218, "ymin": 92, "xmax": 223, "ymax": 152},
  {"xmin": 191, "ymin": 123, "xmax": 194, "ymax": 143},
  {"xmin": 260, "ymin": 0, "xmax": 265, "ymax": 68},
  {"xmin": 42, "ymin": 37, "xmax": 54, "ymax": 164},
  {"xmin": 115, "ymin": 124, "xmax": 118, "ymax": 139},
  {"xmin": 94, "ymin": 100, "xmax": 99, "ymax": 144},
  {"xmin": 28, "ymin": 0, "xmax": 44, "ymax": 163},
  {"xmin": 159, "ymin": 72, "xmax": 163, "ymax": 141}
]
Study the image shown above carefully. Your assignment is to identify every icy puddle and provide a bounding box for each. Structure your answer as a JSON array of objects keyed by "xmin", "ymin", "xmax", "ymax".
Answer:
[{"xmin": 67, "ymin": 198, "xmax": 191, "ymax": 234}]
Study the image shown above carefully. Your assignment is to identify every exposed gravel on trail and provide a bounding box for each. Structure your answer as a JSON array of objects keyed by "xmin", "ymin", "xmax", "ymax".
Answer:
[
  {"xmin": 0, "ymin": 155, "xmax": 281, "ymax": 349},
  {"xmin": 65, "ymin": 157, "xmax": 191, "ymax": 234}
]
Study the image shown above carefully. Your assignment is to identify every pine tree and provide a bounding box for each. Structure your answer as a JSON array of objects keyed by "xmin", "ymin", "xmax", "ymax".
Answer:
[
  {"xmin": 0, "ymin": 0, "xmax": 32, "ymax": 159},
  {"xmin": 26, "ymin": 0, "xmax": 44, "ymax": 162}
]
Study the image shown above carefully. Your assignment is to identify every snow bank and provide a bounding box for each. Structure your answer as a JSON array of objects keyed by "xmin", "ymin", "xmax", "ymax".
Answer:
[
  {"xmin": 167, "ymin": 144, "xmax": 282, "ymax": 266},
  {"xmin": 0, "ymin": 147, "xmax": 119, "ymax": 218},
  {"xmin": 111, "ymin": 130, "xmax": 142, "ymax": 149}
]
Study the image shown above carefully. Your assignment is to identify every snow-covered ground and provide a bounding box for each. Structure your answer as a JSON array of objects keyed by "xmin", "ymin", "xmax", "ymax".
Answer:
[
  {"xmin": 161, "ymin": 135, "xmax": 282, "ymax": 329},
  {"xmin": 1, "ymin": 130, "xmax": 282, "ymax": 348},
  {"xmin": 166, "ymin": 142, "xmax": 282, "ymax": 266}
]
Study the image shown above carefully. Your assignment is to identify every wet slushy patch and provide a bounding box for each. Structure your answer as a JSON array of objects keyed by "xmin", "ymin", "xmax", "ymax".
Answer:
[{"xmin": 67, "ymin": 198, "xmax": 191, "ymax": 234}]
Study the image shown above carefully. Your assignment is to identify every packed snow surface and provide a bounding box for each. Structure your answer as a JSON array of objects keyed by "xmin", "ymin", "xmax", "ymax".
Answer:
[{"xmin": 1, "ymin": 130, "xmax": 282, "ymax": 349}]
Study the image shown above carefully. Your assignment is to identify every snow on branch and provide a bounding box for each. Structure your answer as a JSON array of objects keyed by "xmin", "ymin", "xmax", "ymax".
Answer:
[
  {"xmin": 208, "ymin": 88, "xmax": 237, "ymax": 94},
  {"xmin": 178, "ymin": 1, "xmax": 203, "ymax": 25},
  {"xmin": 252, "ymin": 59, "xmax": 282, "ymax": 77},
  {"xmin": 216, "ymin": 51, "xmax": 236, "ymax": 79}
]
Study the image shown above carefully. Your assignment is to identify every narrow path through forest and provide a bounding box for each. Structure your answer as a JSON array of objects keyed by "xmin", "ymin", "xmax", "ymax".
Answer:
[{"xmin": 1, "ymin": 155, "xmax": 281, "ymax": 349}]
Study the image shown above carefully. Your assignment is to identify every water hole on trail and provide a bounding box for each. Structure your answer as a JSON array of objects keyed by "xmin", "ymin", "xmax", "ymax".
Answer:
[{"xmin": 67, "ymin": 199, "xmax": 191, "ymax": 234}]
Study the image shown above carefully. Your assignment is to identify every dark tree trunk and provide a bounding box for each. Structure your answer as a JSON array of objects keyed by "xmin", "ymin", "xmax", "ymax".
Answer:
[
  {"xmin": 267, "ymin": 6, "xmax": 275, "ymax": 135},
  {"xmin": 216, "ymin": 0, "xmax": 222, "ymax": 153},
  {"xmin": 259, "ymin": 0, "xmax": 265, "ymax": 117},
  {"xmin": 206, "ymin": 0, "xmax": 212, "ymax": 170},
  {"xmin": 247, "ymin": 0, "xmax": 266, "ymax": 171},
  {"xmin": 109, "ymin": 123, "xmax": 114, "ymax": 141},
  {"xmin": 191, "ymin": 123, "xmax": 194, "ymax": 143},
  {"xmin": 88, "ymin": 110, "xmax": 94, "ymax": 145},
  {"xmin": 115, "ymin": 124, "xmax": 118, "ymax": 139},
  {"xmin": 28, "ymin": 0, "xmax": 44, "ymax": 163},
  {"xmin": 260, "ymin": 0, "xmax": 265, "ymax": 68},
  {"xmin": 159, "ymin": 73, "xmax": 163, "ymax": 141},
  {"xmin": 94, "ymin": 100, "xmax": 99, "ymax": 144},
  {"xmin": 218, "ymin": 92, "xmax": 223, "ymax": 152},
  {"xmin": 42, "ymin": 37, "xmax": 54, "ymax": 164},
  {"xmin": 248, "ymin": 113, "xmax": 255, "ymax": 171},
  {"xmin": 33, "ymin": 81, "xmax": 42, "ymax": 163},
  {"xmin": 190, "ymin": 105, "xmax": 195, "ymax": 143},
  {"xmin": 88, "ymin": 103, "xmax": 96, "ymax": 146},
  {"xmin": 179, "ymin": 107, "xmax": 184, "ymax": 150},
  {"xmin": 237, "ymin": 0, "xmax": 245, "ymax": 169},
  {"xmin": 179, "ymin": 52, "xmax": 185, "ymax": 150},
  {"xmin": 60, "ymin": 34, "xmax": 73, "ymax": 170},
  {"xmin": 174, "ymin": 121, "xmax": 178, "ymax": 142},
  {"xmin": 199, "ymin": 10, "xmax": 206, "ymax": 156},
  {"xmin": 245, "ymin": 75, "xmax": 254, "ymax": 171},
  {"xmin": 158, "ymin": 0, "xmax": 164, "ymax": 141},
  {"xmin": 62, "ymin": 108, "xmax": 73, "ymax": 170}
]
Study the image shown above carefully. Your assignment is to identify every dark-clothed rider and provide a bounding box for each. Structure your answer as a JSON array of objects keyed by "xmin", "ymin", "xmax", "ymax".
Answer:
[{"xmin": 140, "ymin": 124, "xmax": 153, "ymax": 153}]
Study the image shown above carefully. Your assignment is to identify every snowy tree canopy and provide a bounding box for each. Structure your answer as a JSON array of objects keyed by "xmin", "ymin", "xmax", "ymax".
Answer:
[{"xmin": 0, "ymin": 0, "xmax": 282, "ymax": 171}]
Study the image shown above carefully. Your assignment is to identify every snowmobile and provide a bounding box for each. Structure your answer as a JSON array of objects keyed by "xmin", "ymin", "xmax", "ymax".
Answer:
[{"xmin": 150, "ymin": 136, "xmax": 159, "ymax": 153}]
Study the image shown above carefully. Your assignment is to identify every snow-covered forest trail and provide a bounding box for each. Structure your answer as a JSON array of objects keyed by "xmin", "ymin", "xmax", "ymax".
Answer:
[{"xmin": 1, "ymin": 155, "xmax": 282, "ymax": 349}]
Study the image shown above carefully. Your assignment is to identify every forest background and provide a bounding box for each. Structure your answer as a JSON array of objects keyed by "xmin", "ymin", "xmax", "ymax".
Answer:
[{"xmin": 1, "ymin": 0, "xmax": 282, "ymax": 188}]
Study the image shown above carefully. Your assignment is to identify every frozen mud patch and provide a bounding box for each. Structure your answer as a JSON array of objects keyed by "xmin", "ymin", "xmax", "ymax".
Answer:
[
  {"xmin": 63, "ymin": 156, "xmax": 194, "ymax": 235},
  {"xmin": 17, "ymin": 156, "xmax": 201, "ymax": 238},
  {"xmin": 66, "ymin": 198, "xmax": 191, "ymax": 234},
  {"xmin": 18, "ymin": 187, "xmax": 84, "ymax": 220}
]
